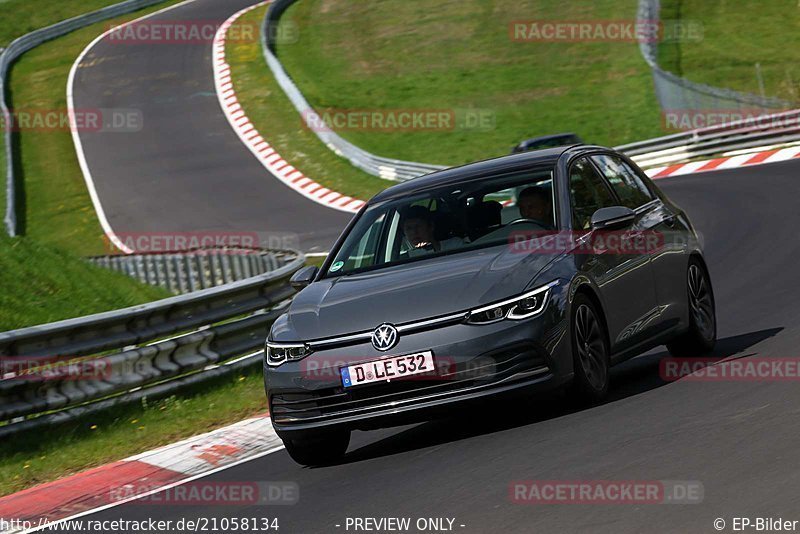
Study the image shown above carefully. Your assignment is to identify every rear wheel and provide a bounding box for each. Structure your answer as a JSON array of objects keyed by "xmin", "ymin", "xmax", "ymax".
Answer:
[
  {"xmin": 283, "ymin": 430, "xmax": 350, "ymax": 466},
  {"xmin": 569, "ymin": 294, "xmax": 610, "ymax": 402},
  {"xmin": 667, "ymin": 259, "xmax": 716, "ymax": 357}
]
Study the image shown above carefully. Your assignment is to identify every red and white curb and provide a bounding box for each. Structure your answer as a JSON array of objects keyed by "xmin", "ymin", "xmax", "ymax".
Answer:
[
  {"xmin": 644, "ymin": 144, "xmax": 800, "ymax": 180},
  {"xmin": 212, "ymin": 2, "xmax": 365, "ymax": 214},
  {"xmin": 0, "ymin": 415, "xmax": 283, "ymax": 533}
]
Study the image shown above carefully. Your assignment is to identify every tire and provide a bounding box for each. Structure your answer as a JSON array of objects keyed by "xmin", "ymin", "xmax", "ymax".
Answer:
[
  {"xmin": 569, "ymin": 293, "xmax": 610, "ymax": 403},
  {"xmin": 667, "ymin": 259, "xmax": 716, "ymax": 357},
  {"xmin": 283, "ymin": 430, "xmax": 350, "ymax": 466}
]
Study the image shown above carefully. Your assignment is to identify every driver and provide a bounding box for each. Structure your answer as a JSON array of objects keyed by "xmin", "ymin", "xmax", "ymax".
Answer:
[
  {"xmin": 517, "ymin": 186, "xmax": 554, "ymax": 228},
  {"xmin": 401, "ymin": 205, "xmax": 464, "ymax": 256}
]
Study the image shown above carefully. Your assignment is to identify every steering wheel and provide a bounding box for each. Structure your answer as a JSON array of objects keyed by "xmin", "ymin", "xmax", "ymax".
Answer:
[{"xmin": 506, "ymin": 218, "xmax": 551, "ymax": 230}]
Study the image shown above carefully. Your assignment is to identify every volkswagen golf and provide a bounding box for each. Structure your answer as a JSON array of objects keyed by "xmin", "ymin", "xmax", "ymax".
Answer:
[{"xmin": 265, "ymin": 144, "xmax": 716, "ymax": 465}]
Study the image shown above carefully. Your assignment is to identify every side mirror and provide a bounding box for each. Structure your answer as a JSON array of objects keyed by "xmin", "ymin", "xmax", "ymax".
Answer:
[
  {"xmin": 290, "ymin": 265, "xmax": 319, "ymax": 290},
  {"xmin": 590, "ymin": 206, "xmax": 636, "ymax": 231}
]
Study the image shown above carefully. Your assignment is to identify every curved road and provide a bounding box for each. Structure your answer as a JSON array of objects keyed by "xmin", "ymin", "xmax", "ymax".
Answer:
[
  {"xmin": 72, "ymin": 0, "xmax": 351, "ymax": 253},
  {"xmin": 70, "ymin": 0, "xmax": 800, "ymax": 532}
]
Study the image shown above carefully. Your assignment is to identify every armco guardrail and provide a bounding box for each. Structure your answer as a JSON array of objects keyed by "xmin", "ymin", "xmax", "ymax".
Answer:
[
  {"xmin": 637, "ymin": 0, "xmax": 790, "ymax": 114},
  {"xmin": 88, "ymin": 248, "xmax": 286, "ymax": 294},
  {"xmin": 1, "ymin": 0, "xmax": 166, "ymax": 237},
  {"xmin": 617, "ymin": 109, "xmax": 800, "ymax": 167},
  {"xmin": 260, "ymin": 0, "xmax": 800, "ymax": 175},
  {"xmin": 261, "ymin": 0, "xmax": 447, "ymax": 182},
  {"xmin": 0, "ymin": 250, "xmax": 303, "ymax": 438}
]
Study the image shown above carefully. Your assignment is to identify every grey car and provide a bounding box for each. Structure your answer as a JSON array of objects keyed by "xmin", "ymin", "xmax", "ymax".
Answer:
[{"xmin": 265, "ymin": 145, "xmax": 716, "ymax": 466}]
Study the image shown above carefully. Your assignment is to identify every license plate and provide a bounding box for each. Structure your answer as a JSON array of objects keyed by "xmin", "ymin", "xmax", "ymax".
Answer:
[{"xmin": 340, "ymin": 351, "xmax": 435, "ymax": 387}]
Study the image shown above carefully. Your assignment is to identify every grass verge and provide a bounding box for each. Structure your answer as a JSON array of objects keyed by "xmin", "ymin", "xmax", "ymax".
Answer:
[
  {"xmin": 0, "ymin": 0, "xmax": 181, "ymax": 254},
  {"xmin": 0, "ymin": 234, "xmax": 170, "ymax": 331},
  {"xmin": 658, "ymin": 0, "xmax": 800, "ymax": 105},
  {"xmin": 0, "ymin": 369, "xmax": 269, "ymax": 497},
  {"xmin": 226, "ymin": 6, "xmax": 388, "ymax": 201},
  {"xmin": 1, "ymin": 0, "xmax": 137, "ymax": 246},
  {"xmin": 276, "ymin": 0, "xmax": 663, "ymax": 167},
  {"xmin": 0, "ymin": 0, "xmax": 131, "ymax": 47}
]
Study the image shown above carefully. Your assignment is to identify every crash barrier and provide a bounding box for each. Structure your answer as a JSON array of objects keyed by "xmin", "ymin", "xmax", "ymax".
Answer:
[
  {"xmin": 617, "ymin": 108, "xmax": 800, "ymax": 168},
  {"xmin": 88, "ymin": 248, "xmax": 286, "ymax": 294},
  {"xmin": 627, "ymin": 0, "xmax": 800, "ymax": 167},
  {"xmin": 261, "ymin": 0, "xmax": 447, "ymax": 182},
  {"xmin": 636, "ymin": 0, "xmax": 790, "ymax": 115},
  {"xmin": 0, "ymin": 250, "xmax": 304, "ymax": 438},
  {"xmin": 261, "ymin": 0, "xmax": 800, "ymax": 175},
  {"xmin": 1, "ymin": 0, "xmax": 169, "ymax": 238}
]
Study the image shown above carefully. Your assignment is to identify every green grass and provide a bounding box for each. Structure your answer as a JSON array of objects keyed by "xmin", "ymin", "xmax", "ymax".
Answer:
[
  {"xmin": 0, "ymin": 370, "xmax": 269, "ymax": 497},
  {"xmin": 0, "ymin": 0, "xmax": 131, "ymax": 47},
  {"xmin": 658, "ymin": 0, "xmax": 800, "ymax": 105},
  {"xmin": 0, "ymin": 0, "xmax": 137, "ymax": 226},
  {"xmin": 276, "ymin": 0, "xmax": 663, "ymax": 168},
  {"xmin": 6, "ymin": 0, "xmax": 184, "ymax": 256},
  {"xmin": 0, "ymin": 234, "xmax": 170, "ymax": 331},
  {"xmin": 227, "ymin": 7, "xmax": 388, "ymax": 201},
  {"xmin": 0, "ymin": 0, "xmax": 144, "ymax": 245}
]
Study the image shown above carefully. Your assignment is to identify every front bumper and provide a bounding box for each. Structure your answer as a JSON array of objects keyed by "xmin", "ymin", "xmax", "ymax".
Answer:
[{"xmin": 265, "ymin": 299, "xmax": 570, "ymax": 438}]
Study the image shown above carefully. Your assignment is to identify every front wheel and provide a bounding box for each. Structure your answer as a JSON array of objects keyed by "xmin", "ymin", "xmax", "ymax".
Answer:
[
  {"xmin": 667, "ymin": 259, "xmax": 716, "ymax": 357},
  {"xmin": 283, "ymin": 430, "xmax": 350, "ymax": 466},
  {"xmin": 569, "ymin": 294, "xmax": 610, "ymax": 403}
]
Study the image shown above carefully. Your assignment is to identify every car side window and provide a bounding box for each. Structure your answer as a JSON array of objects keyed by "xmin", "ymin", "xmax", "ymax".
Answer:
[
  {"xmin": 341, "ymin": 212, "xmax": 387, "ymax": 270},
  {"xmin": 591, "ymin": 154, "xmax": 653, "ymax": 209},
  {"xmin": 569, "ymin": 157, "xmax": 618, "ymax": 230}
]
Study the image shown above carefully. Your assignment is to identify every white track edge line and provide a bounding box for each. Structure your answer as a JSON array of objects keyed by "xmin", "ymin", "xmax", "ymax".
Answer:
[{"xmin": 67, "ymin": 0, "xmax": 202, "ymax": 254}]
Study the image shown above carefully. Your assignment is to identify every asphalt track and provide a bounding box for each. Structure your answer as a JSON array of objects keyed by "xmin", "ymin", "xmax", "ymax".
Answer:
[
  {"xmin": 71, "ymin": 0, "xmax": 351, "ymax": 253},
  {"xmin": 67, "ymin": 160, "xmax": 800, "ymax": 532},
  {"xmin": 70, "ymin": 1, "xmax": 800, "ymax": 532}
]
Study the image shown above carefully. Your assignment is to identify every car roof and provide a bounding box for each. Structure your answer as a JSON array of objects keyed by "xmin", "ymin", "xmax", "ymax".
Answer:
[{"xmin": 370, "ymin": 144, "xmax": 596, "ymax": 203}]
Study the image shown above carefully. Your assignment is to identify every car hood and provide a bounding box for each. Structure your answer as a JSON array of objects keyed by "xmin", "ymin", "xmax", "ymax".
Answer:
[{"xmin": 283, "ymin": 245, "xmax": 558, "ymax": 341}]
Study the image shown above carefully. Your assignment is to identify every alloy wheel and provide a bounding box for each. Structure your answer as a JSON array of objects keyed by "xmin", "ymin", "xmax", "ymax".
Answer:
[
  {"xmin": 688, "ymin": 264, "xmax": 715, "ymax": 341},
  {"xmin": 574, "ymin": 304, "xmax": 607, "ymax": 391}
]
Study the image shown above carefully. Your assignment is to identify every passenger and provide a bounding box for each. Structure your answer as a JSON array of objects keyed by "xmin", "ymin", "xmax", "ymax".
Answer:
[
  {"xmin": 401, "ymin": 205, "xmax": 464, "ymax": 255},
  {"xmin": 517, "ymin": 186, "xmax": 554, "ymax": 228}
]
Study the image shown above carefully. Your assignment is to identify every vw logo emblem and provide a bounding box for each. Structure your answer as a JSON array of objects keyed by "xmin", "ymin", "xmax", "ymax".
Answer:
[{"xmin": 372, "ymin": 323, "xmax": 398, "ymax": 351}]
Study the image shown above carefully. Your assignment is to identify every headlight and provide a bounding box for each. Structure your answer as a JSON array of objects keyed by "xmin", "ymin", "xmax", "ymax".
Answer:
[
  {"xmin": 466, "ymin": 281, "xmax": 558, "ymax": 324},
  {"xmin": 265, "ymin": 342, "xmax": 312, "ymax": 367}
]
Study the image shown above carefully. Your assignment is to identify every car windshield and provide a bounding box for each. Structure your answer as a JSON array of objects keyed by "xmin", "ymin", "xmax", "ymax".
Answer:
[{"xmin": 324, "ymin": 167, "xmax": 556, "ymax": 277}]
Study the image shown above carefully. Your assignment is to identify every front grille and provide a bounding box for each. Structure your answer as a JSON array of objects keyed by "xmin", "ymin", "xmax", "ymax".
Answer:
[{"xmin": 270, "ymin": 344, "xmax": 549, "ymax": 424}]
